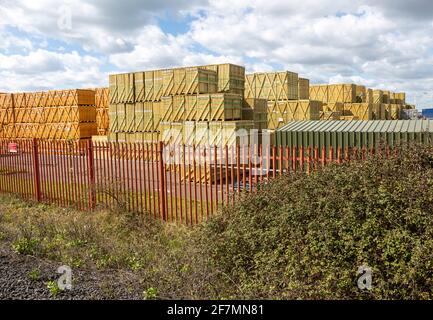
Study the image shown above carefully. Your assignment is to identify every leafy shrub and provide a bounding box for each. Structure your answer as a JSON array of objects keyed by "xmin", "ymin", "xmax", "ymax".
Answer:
[
  {"xmin": 27, "ymin": 268, "xmax": 41, "ymax": 281},
  {"xmin": 197, "ymin": 144, "xmax": 433, "ymax": 299},
  {"xmin": 12, "ymin": 237, "xmax": 40, "ymax": 255},
  {"xmin": 143, "ymin": 287, "xmax": 158, "ymax": 300},
  {"xmin": 46, "ymin": 280, "xmax": 61, "ymax": 297}
]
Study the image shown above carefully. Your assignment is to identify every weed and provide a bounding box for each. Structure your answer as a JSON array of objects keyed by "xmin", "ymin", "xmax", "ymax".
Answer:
[
  {"xmin": 27, "ymin": 268, "xmax": 41, "ymax": 281},
  {"xmin": 143, "ymin": 287, "xmax": 158, "ymax": 300},
  {"xmin": 127, "ymin": 256, "xmax": 144, "ymax": 271},
  {"xmin": 12, "ymin": 237, "xmax": 39, "ymax": 255},
  {"xmin": 46, "ymin": 280, "xmax": 61, "ymax": 297}
]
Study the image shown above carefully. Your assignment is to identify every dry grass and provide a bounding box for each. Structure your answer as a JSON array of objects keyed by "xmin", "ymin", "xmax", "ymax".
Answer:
[{"xmin": 0, "ymin": 195, "xmax": 214, "ymax": 299}]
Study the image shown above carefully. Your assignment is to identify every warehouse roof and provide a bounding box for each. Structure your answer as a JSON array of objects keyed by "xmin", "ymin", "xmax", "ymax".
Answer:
[{"xmin": 278, "ymin": 120, "xmax": 433, "ymax": 133}]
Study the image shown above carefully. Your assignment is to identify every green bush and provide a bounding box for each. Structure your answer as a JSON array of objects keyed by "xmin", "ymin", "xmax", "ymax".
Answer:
[
  {"xmin": 12, "ymin": 237, "xmax": 40, "ymax": 255},
  {"xmin": 27, "ymin": 268, "xmax": 41, "ymax": 281},
  {"xmin": 143, "ymin": 287, "xmax": 158, "ymax": 300},
  {"xmin": 46, "ymin": 280, "xmax": 61, "ymax": 297},
  {"xmin": 197, "ymin": 144, "xmax": 433, "ymax": 299}
]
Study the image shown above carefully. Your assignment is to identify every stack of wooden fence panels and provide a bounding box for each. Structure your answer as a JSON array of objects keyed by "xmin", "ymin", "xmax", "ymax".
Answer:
[
  {"xmin": 108, "ymin": 63, "xmax": 247, "ymax": 145},
  {"xmin": 0, "ymin": 90, "xmax": 97, "ymax": 140},
  {"xmin": 309, "ymin": 84, "xmax": 409, "ymax": 120}
]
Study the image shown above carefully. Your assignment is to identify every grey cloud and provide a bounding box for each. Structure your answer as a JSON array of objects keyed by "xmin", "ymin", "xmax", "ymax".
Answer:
[
  {"xmin": 367, "ymin": 0, "xmax": 433, "ymax": 21},
  {"xmin": 75, "ymin": 0, "xmax": 208, "ymax": 33},
  {"xmin": 0, "ymin": 57, "xmax": 65, "ymax": 75},
  {"xmin": 0, "ymin": 0, "xmax": 207, "ymax": 54},
  {"xmin": 1, "ymin": 0, "xmax": 433, "ymax": 108}
]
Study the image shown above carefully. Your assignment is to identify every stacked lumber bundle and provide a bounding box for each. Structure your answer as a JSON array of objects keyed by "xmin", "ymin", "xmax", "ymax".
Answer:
[
  {"xmin": 245, "ymin": 71, "xmax": 320, "ymax": 129},
  {"xmin": 161, "ymin": 120, "xmax": 255, "ymax": 182},
  {"xmin": 267, "ymin": 100, "xmax": 321, "ymax": 129},
  {"xmin": 242, "ymin": 98, "xmax": 268, "ymax": 131},
  {"xmin": 310, "ymin": 84, "xmax": 357, "ymax": 104},
  {"xmin": 320, "ymin": 102, "xmax": 343, "ymax": 120},
  {"xmin": 201, "ymin": 64, "xmax": 245, "ymax": 95},
  {"xmin": 95, "ymin": 88, "xmax": 109, "ymax": 135},
  {"xmin": 245, "ymin": 71, "xmax": 299, "ymax": 100},
  {"xmin": 0, "ymin": 90, "xmax": 97, "ymax": 140},
  {"xmin": 108, "ymin": 63, "xmax": 248, "ymax": 145},
  {"xmin": 310, "ymin": 84, "xmax": 410, "ymax": 120},
  {"xmin": 344, "ymin": 103, "xmax": 374, "ymax": 121},
  {"xmin": 160, "ymin": 93, "xmax": 243, "ymax": 122},
  {"xmin": 160, "ymin": 120, "xmax": 255, "ymax": 147},
  {"xmin": 320, "ymin": 110, "xmax": 343, "ymax": 120},
  {"xmin": 0, "ymin": 94, "xmax": 14, "ymax": 126},
  {"xmin": 298, "ymin": 78, "xmax": 310, "ymax": 100}
]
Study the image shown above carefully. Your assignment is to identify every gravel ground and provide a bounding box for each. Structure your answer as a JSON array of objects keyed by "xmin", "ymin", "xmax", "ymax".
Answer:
[{"xmin": 0, "ymin": 245, "xmax": 144, "ymax": 300}]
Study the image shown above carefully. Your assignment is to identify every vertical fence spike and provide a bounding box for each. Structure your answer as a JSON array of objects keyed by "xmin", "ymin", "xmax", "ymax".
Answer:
[
  {"xmin": 32, "ymin": 138, "xmax": 42, "ymax": 202},
  {"xmin": 86, "ymin": 139, "xmax": 96, "ymax": 210},
  {"xmin": 158, "ymin": 141, "xmax": 167, "ymax": 222}
]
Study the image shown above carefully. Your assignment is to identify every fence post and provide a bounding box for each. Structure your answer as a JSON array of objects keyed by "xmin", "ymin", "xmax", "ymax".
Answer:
[
  {"xmin": 321, "ymin": 146, "xmax": 326, "ymax": 167},
  {"xmin": 158, "ymin": 141, "xmax": 167, "ymax": 221},
  {"xmin": 86, "ymin": 140, "xmax": 96, "ymax": 210},
  {"xmin": 32, "ymin": 138, "xmax": 42, "ymax": 202},
  {"xmin": 314, "ymin": 147, "xmax": 319, "ymax": 171},
  {"xmin": 272, "ymin": 146, "xmax": 277, "ymax": 178},
  {"xmin": 337, "ymin": 147, "xmax": 342, "ymax": 164},
  {"xmin": 300, "ymin": 146, "xmax": 304, "ymax": 172}
]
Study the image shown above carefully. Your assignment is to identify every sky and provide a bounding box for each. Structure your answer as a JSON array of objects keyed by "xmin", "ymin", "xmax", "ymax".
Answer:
[{"xmin": 0, "ymin": 0, "xmax": 432, "ymax": 108}]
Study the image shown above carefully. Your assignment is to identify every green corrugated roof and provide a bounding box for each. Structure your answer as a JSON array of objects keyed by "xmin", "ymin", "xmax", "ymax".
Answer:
[{"xmin": 278, "ymin": 120, "xmax": 433, "ymax": 133}]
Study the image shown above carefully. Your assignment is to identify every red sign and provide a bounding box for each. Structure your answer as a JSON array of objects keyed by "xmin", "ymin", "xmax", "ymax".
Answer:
[{"xmin": 8, "ymin": 143, "xmax": 18, "ymax": 153}]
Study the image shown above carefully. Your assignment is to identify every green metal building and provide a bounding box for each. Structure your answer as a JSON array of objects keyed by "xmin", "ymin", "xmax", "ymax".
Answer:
[{"xmin": 275, "ymin": 120, "xmax": 433, "ymax": 154}]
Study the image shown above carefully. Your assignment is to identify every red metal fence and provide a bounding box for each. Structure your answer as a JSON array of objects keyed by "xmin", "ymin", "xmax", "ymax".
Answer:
[{"xmin": 0, "ymin": 139, "xmax": 390, "ymax": 224}]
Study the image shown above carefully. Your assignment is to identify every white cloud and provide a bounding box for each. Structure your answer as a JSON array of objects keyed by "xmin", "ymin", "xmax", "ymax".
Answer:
[
  {"xmin": 109, "ymin": 25, "xmax": 243, "ymax": 72},
  {"xmin": 0, "ymin": 49, "xmax": 106, "ymax": 91},
  {"xmin": 0, "ymin": 0, "xmax": 206, "ymax": 54},
  {"xmin": 0, "ymin": 0, "xmax": 432, "ymax": 108},
  {"xmin": 0, "ymin": 31, "xmax": 33, "ymax": 53},
  {"xmin": 187, "ymin": 1, "xmax": 433, "ymax": 108}
]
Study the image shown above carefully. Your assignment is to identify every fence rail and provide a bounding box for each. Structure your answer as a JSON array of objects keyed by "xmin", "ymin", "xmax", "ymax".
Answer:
[{"xmin": 0, "ymin": 139, "xmax": 393, "ymax": 224}]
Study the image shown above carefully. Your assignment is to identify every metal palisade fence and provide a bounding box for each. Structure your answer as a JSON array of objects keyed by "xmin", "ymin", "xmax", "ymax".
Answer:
[{"xmin": 0, "ymin": 135, "xmax": 394, "ymax": 225}]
